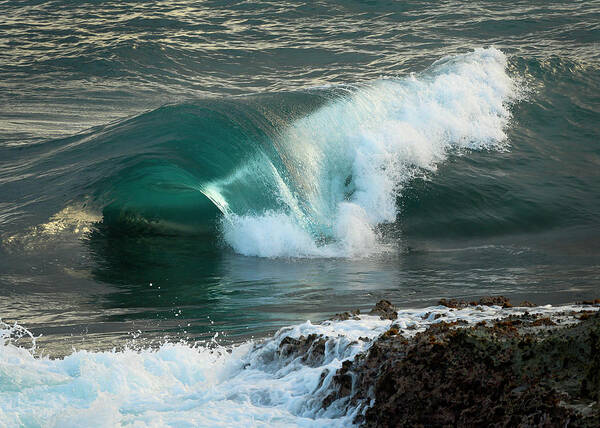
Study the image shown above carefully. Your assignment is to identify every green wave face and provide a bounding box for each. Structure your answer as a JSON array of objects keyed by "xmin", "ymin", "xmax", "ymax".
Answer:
[
  {"xmin": 1, "ymin": 48, "xmax": 520, "ymax": 257},
  {"xmin": 97, "ymin": 48, "xmax": 517, "ymax": 257},
  {"xmin": 5, "ymin": 48, "xmax": 598, "ymax": 258}
]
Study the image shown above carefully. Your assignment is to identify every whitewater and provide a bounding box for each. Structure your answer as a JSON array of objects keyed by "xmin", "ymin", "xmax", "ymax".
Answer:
[
  {"xmin": 220, "ymin": 48, "xmax": 519, "ymax": 258},
  {"xmin": 2, "ymin": 48, "xmax": 518, "ymax": 259},
  {"xmin": 2, "ymin": 302, "xmax": 594, "ymax": 427}
]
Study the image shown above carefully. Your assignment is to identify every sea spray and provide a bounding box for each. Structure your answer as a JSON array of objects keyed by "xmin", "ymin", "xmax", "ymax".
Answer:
[
  {"xmin": 1, "ymin": 303, "xmax": 595, "ymax": 427},
  {"xmin": 2, "ymin": 48, "xmax": 519, "ymax": 259},
  {"xmin": 221, "ymin": 47, "xmax": 519, "ymax": 258}
]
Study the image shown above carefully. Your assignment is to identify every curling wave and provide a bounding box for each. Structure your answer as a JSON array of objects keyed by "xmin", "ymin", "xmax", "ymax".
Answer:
[
  {"xmin": 1, "ymin": 48, "xmax": 519, "ymax": 258},
  {"xmin": 220, "ymin": 47, "xmax": 518, "ymax": 257}
]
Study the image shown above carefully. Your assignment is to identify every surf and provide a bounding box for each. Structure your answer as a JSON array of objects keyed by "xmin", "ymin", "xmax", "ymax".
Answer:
[
  {"xmin": 1, "ymin": 48, "xmax": 519, "ymax": 259},
  {"xmin": 1, "ymin": 302, "xmax": 594, "ymax": 427}
]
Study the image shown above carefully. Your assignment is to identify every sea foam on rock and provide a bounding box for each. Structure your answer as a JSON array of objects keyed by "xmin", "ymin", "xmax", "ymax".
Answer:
[
  {"xmin": 322, "ymin": 298, "xmax": 600, "ymax": 427},
  {"xmin": 1, "ymin": 298, "xmax": 598, "ymax": 427}
]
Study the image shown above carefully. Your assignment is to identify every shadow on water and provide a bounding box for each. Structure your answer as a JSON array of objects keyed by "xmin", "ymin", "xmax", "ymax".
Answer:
[
  {"xmin": 84, "ymin": 222, "xmax": 415, "ymax": 343},
  {"xmin": 85, "ymin": 215, "xmax": 600, "ymax": 349}
]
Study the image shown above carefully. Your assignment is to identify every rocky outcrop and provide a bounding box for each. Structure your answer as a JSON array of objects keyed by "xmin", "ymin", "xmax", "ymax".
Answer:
[
  {"xmin": 368, "ymin": 300, "xmax": 397, "ymax": 320},
  {"xmin": 321, "ymin": 299, "xmax": 600, "ymax": 427},
  {"xmin": 278, "ymin": 334, "xmax": 329, "ymax": 367},
  {"xmin": 331, "ymin": 309, "xmax": 361, "ymax": 321},
  {"xmin": 437, "ymin": 295, "xmax": 536, "ymax": 309}
]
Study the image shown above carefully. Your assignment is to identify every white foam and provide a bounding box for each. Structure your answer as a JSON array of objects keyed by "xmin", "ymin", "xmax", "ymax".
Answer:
[
  {"xmin": 0, "ymin": 317, "xmax": 389, "ymax": 427},
  {"xmin": 1, "ymin": 304, "xmax": 595, "ymax": 427},
  {"xmin": 221, "ymin": 47, "xmax": 519, "ymax": 258}
]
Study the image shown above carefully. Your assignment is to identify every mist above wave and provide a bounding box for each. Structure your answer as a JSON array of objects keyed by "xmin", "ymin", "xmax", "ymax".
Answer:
[{"xmin": 222, "ymin": 48, "xmax": 520, "ymax": 258}]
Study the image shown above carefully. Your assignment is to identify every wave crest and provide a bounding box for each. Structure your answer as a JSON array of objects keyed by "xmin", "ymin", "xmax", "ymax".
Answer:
[{"xmin": 222, "ymin": 47, "xmax": 519, "ymax": 257}]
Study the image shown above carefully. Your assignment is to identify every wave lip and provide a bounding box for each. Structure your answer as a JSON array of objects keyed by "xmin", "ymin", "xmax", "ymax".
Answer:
[{"xmin": 222, "ymin": 47, "xmax": 519, "ymax": 258}]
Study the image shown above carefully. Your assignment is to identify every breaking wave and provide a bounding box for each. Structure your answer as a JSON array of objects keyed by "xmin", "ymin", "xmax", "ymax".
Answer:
[
  {"xmin": 1, "ymin": 48, "xmax": 519, "ymax": 258},
  {"xmin": 0, "ymin": 303, "xmax": 593, "ymax": 426}
]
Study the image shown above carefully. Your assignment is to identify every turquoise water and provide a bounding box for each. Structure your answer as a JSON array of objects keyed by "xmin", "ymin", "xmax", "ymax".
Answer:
[{"xmin": 1, "ymin": 0, "xmax": 599, "ymax": 356}]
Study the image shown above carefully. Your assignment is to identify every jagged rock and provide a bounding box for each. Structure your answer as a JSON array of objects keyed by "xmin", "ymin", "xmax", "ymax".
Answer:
[
  {"xmin": 437, "ymin": 298, "xmax": 470, "ymax": 309},
  {"xmin": 477, "ymin": 295, "xmax": 513, "ymax": 307},
  {"xmin": 331, "ymin": 309, "xmax": 361, "ymax": 321},
  {"xmin": 369, "ymin": 300, "xmax": 397, "ymax": 320},
  {"xmin": 323, "ymin": 309, "xmax": 600, "ymax": 427},
  {"xmin": 520, "ymin": 300, "xmax": 537, "ymax": 307},
  {"xmin": 531, "ymin": 317, "xmax": 557, "ymax": 326},
  {"xmin": 439, "ymin": 295, "xmax": 514, "ymax": 308},
  {"xmin": 278, "ymin": 333, "xmax": 327, "ymax": 367}
]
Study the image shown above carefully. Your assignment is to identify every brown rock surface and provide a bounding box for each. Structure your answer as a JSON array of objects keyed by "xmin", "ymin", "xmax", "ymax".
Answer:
[
  {"xmin": 369, "ymin": 300, "xmax": 398, "ymax": 320},
  {"xmin": 438, "ymin": 295, "xmax": 517, "ymax": 309},
  {"xmin": 322, "ymin": 302, "xmax": 600, "ymax": 427}
]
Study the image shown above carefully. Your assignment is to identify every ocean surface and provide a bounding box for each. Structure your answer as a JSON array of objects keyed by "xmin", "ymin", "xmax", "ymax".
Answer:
[{"xmin": 1, "ymin": 0, "xmax": 599, "ymax": 425}]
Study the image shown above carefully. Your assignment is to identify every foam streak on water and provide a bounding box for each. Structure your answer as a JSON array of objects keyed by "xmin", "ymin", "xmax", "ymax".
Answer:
[
  {"xmin": 1, "ymin": 303, "xmax": 594, "ymax": 427},
  {"xmin": 222, "ymin": 48, "xmax": 519, "ymax": 258}
]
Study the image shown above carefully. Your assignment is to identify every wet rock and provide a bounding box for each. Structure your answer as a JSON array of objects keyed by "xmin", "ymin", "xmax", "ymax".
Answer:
[
  {"xmin": 437, "ymin": 298, "xmax": 470, "ymax": 309},
  {"xmin": 369, "ymin": 300, "xmax": 397, "ymax": 320},
  {"xmin": 477, "ymin": 295, "xmax": 513, "ymax": 307},
  {"xmin": 438, "ymin": 295, "xmax": 514, "ymax": 309},
  {"xmin": 323, "ymin": 308, "xmax": 600, "ymax": 427},
  {"xmin": 520, "ymin": 300, "xmax": 537, "ymax": 307},
  {"xmin": 316, "ymin": 368, "xmax": 330, "ymax": 390},
  {"xmin": 531, "ymin": 317, "xmax": 557, "ymax": 327},
  {"xmin": 381, "ymin": 326, "xmax": 400, "ymax": 338},
  {"xmin": 323, "ymin": 360, "xmax": 355, "ymax": 408},
  {"xmin": 578, "ymin": 311, "xmax": 596, "ymax": 320},
  {"xmin": 331, "ymin": 309, "xmax": 361, "ymax": 321},
  {"xmin": 278, "ymin": 334, "xmax": 328, "ymax": 367}
]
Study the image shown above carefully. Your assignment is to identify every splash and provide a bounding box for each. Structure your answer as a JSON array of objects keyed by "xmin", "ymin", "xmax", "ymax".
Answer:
[
  {"xmin": 221, "ymin": 48, "xmax": 519, "ymax": 258},
  {"xmin": 0, "ymin": 303, "xmax": 595, "ymax": 426},
  {"xmin": 1, "ymin": 48, "xmax": 519, "ymax": 259}
]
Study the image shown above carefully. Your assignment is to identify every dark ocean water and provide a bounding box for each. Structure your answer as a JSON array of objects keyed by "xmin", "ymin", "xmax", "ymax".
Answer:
[{"xmin": 1, "ymin": 0, "xmax": 599, "ymax": 358}]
